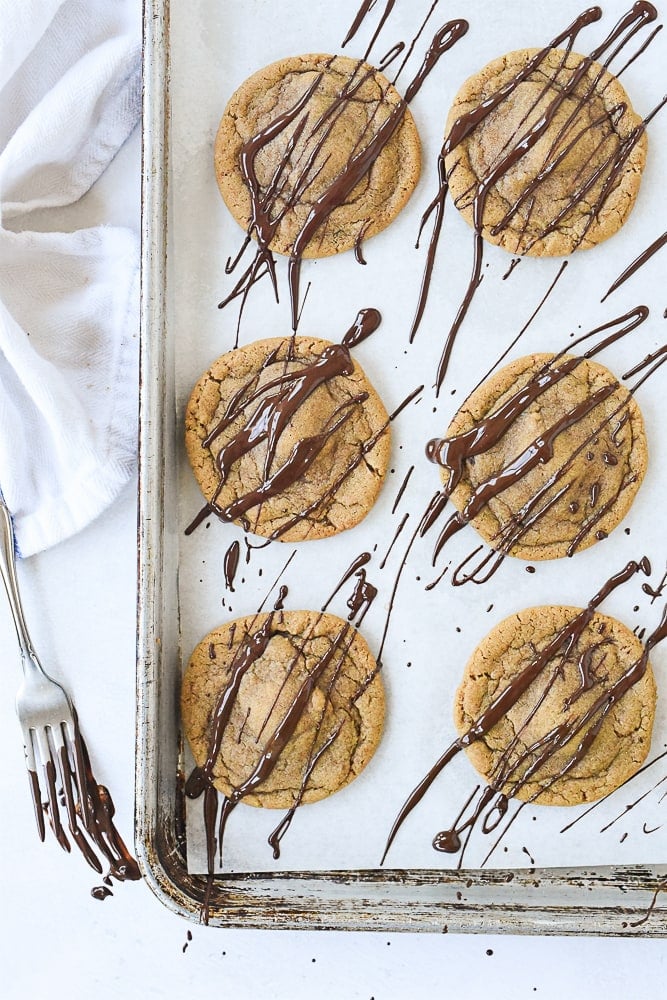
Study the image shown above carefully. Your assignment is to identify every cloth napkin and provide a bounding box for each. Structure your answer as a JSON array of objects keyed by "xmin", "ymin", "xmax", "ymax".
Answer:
[{"xmin": 0, "ymin": 0, "xmax": 141, "ymax": 557}]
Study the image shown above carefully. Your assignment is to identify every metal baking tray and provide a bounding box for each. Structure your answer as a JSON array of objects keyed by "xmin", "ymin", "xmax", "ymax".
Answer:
[{"xmin": 135, "ymin": 0, "xmax": 667, "ymax": 932}]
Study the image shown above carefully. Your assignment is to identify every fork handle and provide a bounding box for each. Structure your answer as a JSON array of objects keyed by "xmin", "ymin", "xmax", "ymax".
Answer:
[{"xmin": 0, "ymin": 498, "xmax": 40, "ymax": 667}]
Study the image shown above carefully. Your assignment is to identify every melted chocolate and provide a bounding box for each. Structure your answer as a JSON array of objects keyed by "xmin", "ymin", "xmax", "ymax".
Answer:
[
  {"xmin": 91, "ymin": 885, "xmax": 113, "ymax": 901},
  {"xmin": 601, "ymin": 230, "xmax": 667, "ymax": 301},
  {"xmin": 379, "ymin": 513, "xmax": 409, "ymax": 569},
  {"xmin": 342, "ymin": 0, "xmax": 396, "ymax": 60},
  {"xmin": 322, "ymin": 552, "xmax": 372, "ymax": 611},
  {"xmin": 502, "ymin": 258, "xmax": 521, "ymax": 280},
  {"xmin": 642, "ymin": 563, "xmax": 667, "ymax": 603},
  {"xmin": 391, "ymin": 464, "xmax": 415, "ymax": 514},
  {"xmin": 341, "ymin": 308, "xmax": 382, "ymax": 348},
  {"xmin": 31, "ymin": 716, "xmax": 140, "ymax": 895},
  {"xmin": 223, "ymin": 540, "xmax": 240, "ymax": 592}
]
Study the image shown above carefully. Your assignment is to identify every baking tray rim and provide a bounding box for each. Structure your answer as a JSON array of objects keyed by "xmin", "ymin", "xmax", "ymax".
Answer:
[{"xmin": 134, "ymin": 0, "xmax": 667, "ymax": 934}]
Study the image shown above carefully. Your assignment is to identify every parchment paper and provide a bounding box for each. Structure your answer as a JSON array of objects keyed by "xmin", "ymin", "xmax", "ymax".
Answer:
[{"xmin": 166, "ymin": 0, "xmax": 667, "ymax": 873}]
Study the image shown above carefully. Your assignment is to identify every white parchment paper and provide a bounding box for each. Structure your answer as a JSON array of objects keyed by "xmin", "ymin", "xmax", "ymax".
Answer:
[{"xmin": 166, "ymin": 0, "xmax": 667, "ymax": 873}]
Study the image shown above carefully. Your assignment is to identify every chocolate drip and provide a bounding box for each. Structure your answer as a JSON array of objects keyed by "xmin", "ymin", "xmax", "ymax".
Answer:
[
  {"xmin": 561, "ymin": 745, "xmax": 667, "ymax": 835},
  {"xmin": 410, "ymin": 3, "xmax": 661, "ymax": 391},
  {"xmin": 502, "ymin": 258, "xmax": 521, "ymax": 280},
  {"xmin": 341, "ymin": 308, "xmax": 382, "ymax": 348},
  {"xmin": 643, "ymin": 564, "xmax": 667, "ymax": 603},
  {"xmin": 379, "ymin": 512, "xmax": 409, "ymax": 569},
  {"xmin": 223, "ymin": 540, "xmax": 240, "ymax": 592},
  {"xmin": 342, "ymin": 0, "xmax": 396, "ymax": 60},
  {"xmin": 257, "ymin": 550, "xmax": 296, "ymax": 613},
  {"xmin": 602, "ymin": 230, "xmax": 667, "ymax": 301},
  {"xmin": 391, "ymin": 464, "xmax": 415, "ymax": 514},
  {"xmin": 91, "ymin": 885, "xmax": 113, "ymax": 901},
  {"xmin": 410, "ymin": 154, "xmax": 449, "ymax": 345},
  {"xmin": 346, "ymin": 570, "xmax": 378, "ymax": 625},
  {"xmin": 29, "ymin": 714, "xmax": 139, "ymax": 894},
  {"xmin": 274, "ymin": 585, "xmax": 288, "ymax": 611},
  {"xmin": 322, "ymin": 552, "xmax": 372, "ymax": 611},
  {"xmin": 27, "ymin": 769, "xmax": 45, "ymax": 842},
  {"xmin": 382, "ymin": 559, "xmax": 659, "ymax": 864},
  {"xmin": 318, "ymin": 550, "xmax": 377, "ymax": 624}
]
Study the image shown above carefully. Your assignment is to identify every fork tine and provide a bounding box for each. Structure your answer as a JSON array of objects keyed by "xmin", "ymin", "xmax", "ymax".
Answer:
[
  {"xmin": 24, "ymin": 731, "xmax": 46, "ymax": 843},
  {"xmin": 65, "ymin": 717, "xmax": 93, "ymax": 831},
  {"xmin": 34, "ymin": 726, "xmax": 70, "ymax": 854},
  {"xmin": 57, "ymin": 725, "xmax": 103, "ymax": 874}
]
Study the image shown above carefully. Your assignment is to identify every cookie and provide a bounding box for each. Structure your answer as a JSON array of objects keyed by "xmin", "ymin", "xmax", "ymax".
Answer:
[
  {"xmin": 430, "ymin": 352, "xmax": 647, "ymax": 560},
  {"xmin": 181, "ymin": 610, "xmax": 385, "ymax": 808},
  {"xmin": 185, "ymin": 336, "xmax": 391, "ymax": 541},
  {"xmin": 455, "ymin": 605, "xmax": 656, "ymax": 806},
  {"xmin": 214, "ymin": 53, "xmax": 421, "ymax": 258},
  {"xmin": 444, "ymin": 47, "xmax": 647, "ymax": 256}
]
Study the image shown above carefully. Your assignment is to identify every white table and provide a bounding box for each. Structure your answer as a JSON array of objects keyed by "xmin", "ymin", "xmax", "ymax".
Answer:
[{"xmin": 1, "ymin": 127, "xmax": 666, "ymax": 1000}]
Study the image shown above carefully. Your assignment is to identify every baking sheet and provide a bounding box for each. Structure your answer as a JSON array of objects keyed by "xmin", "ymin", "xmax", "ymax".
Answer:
[{"xmin": 166, "ymin": 0, "xmax": 667, "ymax": 874}]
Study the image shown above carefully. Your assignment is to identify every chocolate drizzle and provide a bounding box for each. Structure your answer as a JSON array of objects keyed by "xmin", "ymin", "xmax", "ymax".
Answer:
[
  {"xmin": 382, "ymin": 558, "xmax": 665, "ymax": 865},
  {"xmin": 410, "ymin": 3, "xmax": 664, "ymax": 392},
  {"xmin": 422, "ymin": 306, "xmax": 663, "ymax": 581},
  {"xmin": 186, "ymin": 337, "xmax": 373, "ymax": 539},
  {"xmin": 601, "ymin": 230, "xmax": 667, "ymax": 301},
  {"xmin": 186, "ymin": 607, "xmax": 381, "ymax": 922},
  {"xmin": 219, "ymin": 20, "xmax": 468, "ymax": 332},
  {"xmin": 187, "ymin": 337, "xmax": 423, "ymax": 545},
  {"xmin": 342, "ymin": 0, "xmax": 397, "ymax": 60}
]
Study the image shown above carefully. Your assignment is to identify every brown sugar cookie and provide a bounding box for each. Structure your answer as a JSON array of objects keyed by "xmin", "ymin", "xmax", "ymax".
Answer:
[
  {"xmin": 185, "ymin": 336, "xmax": 391, "ymax": 541},
  {"xmin": 428, "ymin": 352, "xmax": 647, "ymax": 561},
  {"xmin": 182, "ymin": 610, "xmax": 385, "ymax": 809},
  {"xmin": 214, "ymin": 53, "xmax": 421, "ymax": 258},
  {"xmin": 455, "ymin": 605, "xmax": 656, "ymax": 806},
  {"xmin": 444, "ymin": 47, "xmax": 648, "ymax": 256}
]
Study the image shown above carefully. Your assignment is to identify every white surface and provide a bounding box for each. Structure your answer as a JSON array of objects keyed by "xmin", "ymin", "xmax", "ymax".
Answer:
[{"xmin": 1, "ymin": 28, "xmax": 667, "ymax": 1000}]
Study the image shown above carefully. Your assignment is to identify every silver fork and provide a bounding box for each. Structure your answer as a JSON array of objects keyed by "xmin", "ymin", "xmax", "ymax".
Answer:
[{"xmin": 0, "ymin": 497, "xmax": 101, "ymax": 869}]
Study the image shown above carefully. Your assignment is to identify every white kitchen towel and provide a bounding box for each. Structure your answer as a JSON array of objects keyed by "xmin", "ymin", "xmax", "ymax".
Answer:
[{"xmin": 0, "ymin": 0, "xmax": 141, "ymax": 556}]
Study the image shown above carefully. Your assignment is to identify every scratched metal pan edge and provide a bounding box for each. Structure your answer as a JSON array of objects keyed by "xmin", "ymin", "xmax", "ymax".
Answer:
[{"xmin": 134, "ymin": 0, "xmax": 667, "ymax": 933}]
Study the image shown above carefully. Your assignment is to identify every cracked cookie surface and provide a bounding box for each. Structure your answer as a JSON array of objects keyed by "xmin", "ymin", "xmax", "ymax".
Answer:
[
  {"xmin": 185, "ymin": 336, "xmax": 391, "ymax": 541},
  {"xmin": 455, "ymin": 606, "xmax": 656, "ymax": 806},
  {"xmin": 214, "ymin": 53, "xmax": 421, "ymax": 258},
  {"xmin": 443, "ymin": 352, "xmax": 647, "ymax": 560},
  {"xmin": 182, "ymin": 611, "xmax": 385, "ymax": 808},
  {"xmin": 444, "ymin": 47, "xmax": 647, "ymax": 256}
]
